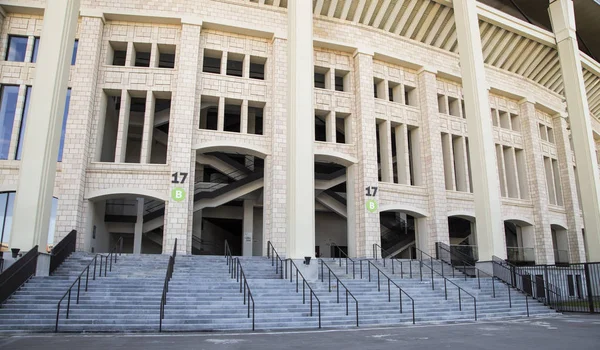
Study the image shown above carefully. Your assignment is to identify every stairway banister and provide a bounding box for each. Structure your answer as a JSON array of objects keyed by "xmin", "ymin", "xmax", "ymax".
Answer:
[
  {"xmin": 330, "ymin": 243, "xmax": 356, "ymax": 279},
  {"xmin": 159, "ymin": 238, "xmax": 177, "ymax": 332},
  {"xmin": 50, "ymin": 230, "xmax": 77, "ymax": 274},
  {"xmin": 286, "ymin": 259, "xmax": 321, "ymax": 329},
  {"xmin": 233, "ymin": 258, "xmax": 255, "ymax": 330},
  {"xmin": 361, "ymin": 259, "xmax": 416, "ymax": 324},
  {"xmin": 319, "ymin": 259, "xmax": 359, "ymax": 327},
  {"xmin": 266, "ymin": 241, "xmax": 284, "ymax": 279},
  {"xmin": 0, "ymin": 246, "xmax": 39, "ymax": 305}
]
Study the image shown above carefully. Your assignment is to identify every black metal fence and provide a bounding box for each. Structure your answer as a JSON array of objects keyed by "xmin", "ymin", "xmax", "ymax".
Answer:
[
  {"xmin": 50, "ymin": 230, "xmax": 77, "ymax": 275},
  {"xmin": 0, "ymin": 246, "xmax": 39, "ymax": 304}
]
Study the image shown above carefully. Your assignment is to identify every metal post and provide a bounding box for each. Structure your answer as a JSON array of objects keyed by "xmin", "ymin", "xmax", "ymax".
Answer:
[{"xmin": 584, "ymin": 263, "xmax": 595, "ymax": 313}]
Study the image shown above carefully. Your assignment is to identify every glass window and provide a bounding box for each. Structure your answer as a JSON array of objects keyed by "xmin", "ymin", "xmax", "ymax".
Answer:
[
  {"xmin": 0, "ymin": 192, "xmax": 15, "ymax": 248},
  {"xmin": 0, "ymin": 85, "xmax": 19, "ymax": 159},
  {"xmin": 71, "ymin": 39, "xmax": 78, "ymax": 65},
  {"xmin": 31, "ymin": 37, "xmax": 40, "ymax": 63},
  {"xmin": 15, "ymin": 86, "xmax": 31, "ymax": 160},
  {"xmin": 58, "ymin": 89, "xmax": 71, "ymax": 162},
  {"xmin": 5, "ymin": 36, "xmax": 28, "ymax": 62}
]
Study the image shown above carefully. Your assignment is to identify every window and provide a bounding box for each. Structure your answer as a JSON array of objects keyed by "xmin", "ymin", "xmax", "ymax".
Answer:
[
  {"xmin": 99, "ymin": 93, "xmax": 121, "ymax": 162},
  {"xmin": 0, "ymin": 85, "xmax": 19, "ymax": 159},
  {"xmin": 157, "ymin": 44, "xmax": 175, "ymax": 69},
  {"xmin": 404, "ymin": 86, "xmax": 416, "ymax": 106},
  {"xmin": 335, "ymin": 69, "xmax": 349, "ymax": 92},
  {"xmin": 389, "ymin": 81, "xmax": 400, "ymax": 102},
  {"xmin": 203, "ymin": 49, "xmax": 222, "ymax": 74},
  {"xmin": 71, "ymin": 39, "xmax": 78, "ymax": 65},
  {"xmin": 109, "ymin": 42, "xmax": 127, "ymax": 66},
  {"xmin": 226, "ymin": 53, "xmax": 244, "ymax": 77},
  {"xmin": 199, "ymin": 95, "xmax": 219, "ymax": 130},
  {"xmin": 0, "ymin": 192, "xmax": 15, "ymax": 246},
  {"xmin": 133, "ymin": 43, "xmax": 151, "ymax": 67},
  {"xmin": 314, "ymin": 111, "xmax": 327, "ymax": 142},
  {"xmin": 249, "ymin": 56, "xmax": 266, "ymax": 80},
  {"xmin": 314, "ymin": 67, "xmax": 328, "ymax": 89},
  {"xmin": 5, "ymin": 35, "xmax": 27, "ymax": 62},
  {"xmin": 150, "ymin": 96, "xmax": 171, "ymax": 164},
  {"xmin": 247, "ymin": 102, "xmax": 264, "ymax": 135},
  {"xmin": 373, "ymin": 78, "xmax": 385, "ymax": 99},
  {"xmin": 224, "ymin": 99, "xmax": 242, "ymax": 132},
  {"xmin": 58, "ymin": 89, "xmax": 71, "ymax": 162},
  {"xmin": 335, "ymin": 113, "xmax": 350, "ymax": 144},
  {"xmin": 31, "ymin": 37, "xmax": 40, "ymax": 63}
]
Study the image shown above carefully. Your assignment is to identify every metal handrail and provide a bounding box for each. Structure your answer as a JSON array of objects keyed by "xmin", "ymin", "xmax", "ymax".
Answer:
[
  {"xmin": 50, "ymin": 230, "xmax": 77, "ymax": 274},
  {"xmin": 224, "ymin": 240, "xmax": 234, "ymax": 275},
  {"xmin": 159, "ymin": 238, "xmax": 177, "ymax": 332},
  {"xmin": 266, "ymin": 241, "xmax": 284, "ymax": 279},
  {"xmin": 286, "ymin": 259, "xmax": 321, "ymax": 328},
  {"xmin": 231, "ymin": 258, "xmax": 255, "ymax": 330},
  {"xmin": 374, "ymin": 244, "xmax": 477, "ymax": 320},
  {"xmin": 104, "ymin": 237, "xmax": 123, "ymax": 277},
  {"xmin": 319, "ymin": 260, "xmax": 359, "ymax": 326},
  {"xmin": 55, "ymin": 253, "xmax": 105, "ymax": 332},
  {"xmin": 492, "ymin": 256, "xmax": 561, "ymax": 313},
  {"xmin": 360, "ymin": 260, "xmax": 416, "ymax": 324},
  {"xmin": 330, "ymin": 243, "xmax": 356, "ymax": 279},
  {"xmin": 0, "ymin": 246, "xmax": 39, "ymax": 304}
]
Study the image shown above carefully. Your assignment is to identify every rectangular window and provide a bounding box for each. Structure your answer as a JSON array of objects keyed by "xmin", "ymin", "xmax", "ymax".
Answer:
[
  {"xmin": 71, "ymin": 39, "xmax": 78, "ymax": 65},
  {"xmin": 15, "ymin": 86, "xmax": 31, "ymax": 160},
  {"xmin": 199, "ymin": 95, "xmax": 219, "ymax": 130},
  {"xmin": 0, "ymin": 85, "xmax": 19, "ymax": 159},
  {"xmin": 544, "ymin": 156, "xmax": 556, "ymax": 205},
  {"xmin": 124, "ymin": 95, "xmax": 145, "ymax": 163},
  {"xmin": 224, "ymin": 99, "xmax": 242, "ymax": 132},
  {"xmin": 133, "ymin": 43, "xmax": 151, "ymax": 67},
  {"xmin": 448, "ymin": 97, "xmax": 460, "ymax": 117},
  {"xmin": 157, "ymin": 44, "xmax": 175, "ymax": 69},
  {"xmin": 334, "ymin": 69, "xmax": 348, "ymax": 92},
  {"xmin": 510, "ymin": 113, "xmax": 520, "ymax": 132},
  {"xmin": 150, "ymin": 97, "xmax": 170, "ymax": 164},
  {"xmin": 404, "ymin": 85, "xmax": 416, "ymax": 106},
  {"xmin": 491, "ymin": 108, "xmax": 498, "ymax": 127},
  {"xmin": 438, "ymin": 94, "xmax": 447, "ymax": 114},
  {"xmin": 203, "ymin": 49, "xmax": 222, "ymax": 74},
  {"xmin": 249, "ymin": 56, "xmax": 266, "ymax": 80},
  {"xmin": 388, "ymin": 81, "xmax": 400, "ymax": 102},
  {"xmin": 314, "ymin": 67, "xmax": 328, "ymax": 89},
  {"xmin": 499, "ymin": 111, "xmax": 510, "ymax": 129},
  {"xmin": 335, "ymin": 113, "xmax": 350, "ymax": 144},
  {"xmin": 441, "ymin": 133, "xmax": 454, "ymax": 190},
  {"xmin": 109, "ymin": 42, "xmax": 127, "ymax": 66},
  {"xmin": 99, "ymin": 93, "xmax": 121, "ymax": 162},
  {"xmin": 247, "ymin": 102, "xmax": 264, "ymax": 135},
  {"xmin": 315, "ymin": 112, "xmax": 327, "ymax": 142},
  {"xmin": 552, "ymin": 159, "xmax": 563, "ymax": 206},
  {"xmin": 0, "ymin": 192, "xmax": 15, "ymax": 245},
  {"xmin": 374, "ymin": 78, "xmax": 385, "ymax": 99},
  {"xmin": 58, "ymin": 89, "xmax": 71, "ymax": 162},
  {"xmin": 226, "ymin": 53, "xmax": 244, "ymax": 77},
  {"xmin": 6, "ymin": 35, "xmax": 28, "ymax": 62},
  {"xmin": 31, "ymin": 37, "xmax": 40, "ymax": 63},
  {"xmin": 515, "ymin": 148, "xmax": 529, "ymax": 199},
  {"xmin": 408, "ymin": 127, "xmax": 421, "ymax": 185}
]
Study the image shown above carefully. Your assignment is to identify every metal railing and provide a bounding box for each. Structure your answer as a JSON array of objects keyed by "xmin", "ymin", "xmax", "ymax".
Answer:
[
  {"xmin": 506, "ymin": 247, "xmax": 536, "ymax": 265},
  {"xmin": 55, "ymin": 253, "xmax": 106, "ymax": 332},
  {"xmin": 320, "ymin": 260, "xmax": 359, "ymax": 326},
  {"xmin": 103, "ymin": 237, "xmax": 123, "ymax": 277},
  {"xmin": 375, "ymin": 244, "xmax": 477, "ymax": 321},
  {"xmin": 50, "ymin": 230, "xmax": 77, "ymax": 274},
  {"xmin": 0, "ymin": 246, "xmax": 39, "ymax": 305},
  {"xmin": 159, "ymin": 238, "xmax": 177, "ymax": 332},
  {"xmin": 266, "ymin": 241, "xmax": 284, "ymax": 279},
  {"xmin": 225, "ymin": 240, "xmax": 234, "ymax": 275},
  {"xmin": 330, "ymin": 243, "xmax": 356, "ymax": 279},
  {"xmin": 360, "ymin": 259, "xmax": 415, "ymax": 324},
  {"xmin": 286, "ymin": 259, "xmax": 321, "ymax": 328},
  {"xmin": 231, "ymin": 258, "xmax": 256, "ymax": 330}
]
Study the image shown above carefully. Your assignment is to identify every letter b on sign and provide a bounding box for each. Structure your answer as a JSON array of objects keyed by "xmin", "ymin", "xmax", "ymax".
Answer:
[
  {"xmin": 171, "ymin": 187, "xmax": 186, "ymax": 202},
  {"xmin": 366, "ymin": 199, "xmax": 378, "ymax": 213}
]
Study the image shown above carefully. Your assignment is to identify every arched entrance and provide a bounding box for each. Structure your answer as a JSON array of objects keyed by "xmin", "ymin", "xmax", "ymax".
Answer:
[
  {"xmin": 504, "ymin": 219, "xmax": 535, "ymax": 265},
  {"xmin": 551, "ymin": 224, "xmax": 569, "ymax": 264},
  {"xmin": 448, "ymin": 214, "xmax": 477, "ymax": 263},
  {"xmin": 378, "ymin": 205, "xmax": 428, "ymax": 259}
]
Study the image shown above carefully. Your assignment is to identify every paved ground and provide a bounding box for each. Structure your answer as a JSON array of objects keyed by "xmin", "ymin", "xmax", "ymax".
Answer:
[{"xmin": 1, "ymin": 314, "xmax": 599, "ymax": 350}]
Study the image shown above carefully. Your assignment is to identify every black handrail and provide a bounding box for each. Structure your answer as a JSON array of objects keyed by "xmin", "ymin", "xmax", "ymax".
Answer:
[
  {"xmin": 55, "ymin": 253, "xmax": 105, "ymax": 332},
  {"xmin": 374, "ymin": 244, "xmax": 477, "ymax": 321},
  {"xmin": 225, "ymin": 240, "xmax": 234, "ymax": 275},
  {"xmin": 330, "ymin": 243, "xmax": 356, "ymax": 279},
  {"xmin": 159, "ymin": 238, "xmax": 177, "ymax": 332},
  {"xmin": 266, "ymin": 241, "xmax": 284, "ymax": 279},
  {"xmin": 360, "ymin": 259, "xmax": 416, "ymax": 324},
  {"xmin": 492, "ymin": 256, "xmax": 560, "ymax": 314},
  {"xmin": 320, "ymin": 260, "xmax": 359, "ymax": 326},
  {"xmin": 0, "ymin": 246, "xmax": 39, "ymax": 305},
  {"xmin": 104, "ymin": 236, "xmax": 123, "ymax": 277},
  {"xmin": 50, "ymin": 230, "xmax": 77, "ymax": 274},
  {"xmin": 231, "ymin": 258, "xmax": 256, "ymax": 330},
  {"xmin": 286, "ymin": 259, "xmax": 321, "ymax": 328}
]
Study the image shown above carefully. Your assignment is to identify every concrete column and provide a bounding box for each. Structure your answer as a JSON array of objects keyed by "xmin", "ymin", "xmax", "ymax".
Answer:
[
  {"xmin": 221, "ymin": 51, "xmax": 228, "ymax": 75},
  {"xmin": 378, "ymin": 121, "xmax": 393, "ymax": 182},
  {"xmin": 552, "ymin": 115, "xmax": 586, "ymax": 262},
  {"xmin": 133, "ymin": 198, "xmax": 143, "ymax": 254},
  {"xmin": 55, "ymin": 14, "xmax": 104, "ymax": 249},
  {"xmin": 519, "ymin": 101, "xmax": 554, "ymax": 264},
  {"xmin": 240, "ymin": 99, "xmax": 248, "ymax": 134},
  {"xmin": 217, "ymin": 96, "xmax": 225, "ymax": 131},
  {"xmin": 163, "ymin": 19, "xmax": 202, "ymax": 255},
  {"xmin": 326, "ymin": 111, "xmax": 336, "ymax": 143},
  {"xmin": 454, "ymin": 0, "xmax": 505, "ymax": 261},
  {"xmin": 417, "ymin": 69, "xmax": 449, "ymax": 254},
  {"xmin": 352, "ymin": 51, "xmax": 381, "ymax": 257},
  {"xmin": 549, "ymin": 0, "xmax": 600, "ymax": 261},
  {"xmin": 125, "ymin": 42, "xmax": 135, "ymax": 66},
  {"xmin": 9, "ymin": 0, "xmax": 80, "ymax": 253},
  {"xmin": 453, "ymin": 136, "xmax": 469, "ymax": 192},
  {"xmin": 114, "ymin": 90, "xmax": 131, "ymax": 163},
  {"xmin": 150, "ymin": 43, "xmax": 159, "ymax": 68},
  {"xmin": 395, "ymin": 124, "xmax": 410, "ymax": 185},
  {"xmin": 263, "ymin": 36, "xmax": 288, "ymax": 255},
  {"xmin": 140, "ymin": 91, "xmax": 155, "ymax": 163},
  {"xmin": 286, "ymin": 0, "xmax": 315, "ymax": 259},
  {"xmin": 243, "ymin": 54, "xmax": 250, "ymax": 79},
  {"xmin": 243, "ymin": 200, "xmax": 254, "ymax": 256}
]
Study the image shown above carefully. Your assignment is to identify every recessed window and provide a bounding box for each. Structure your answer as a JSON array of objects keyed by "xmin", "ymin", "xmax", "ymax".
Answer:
[
  {"xmin": 157, "ymin": 44, "xmax": 176, "ymax": 69},
  {"xmin": 404, "ymin": 85, "xmax": 416, "ymax": 106},
  {"xmin": 0, "ymin": 85, "xmax": 19, "ymax": 159},
  {"xmin": 249, "ymin": 56, "xmax": 266, "ymax": 80},
  {"xmin": 203, "ymin": 49, "xmax": 222, "ymax": 74},
  {"xmin": 315, "ymin": 111, "xmax": 327, "ymax": 142},
  {"xmin": 314, "ymin": 66, "xmax": 328, "ymax": 89},
  {"xmin": 226, "ymin": 53, "xmax": 244, "ymax": 77},
  {"xmin": 438, "ymin": 94, "xmax": 447, "ymax": 114},
  {"xmin": 6, "ymin": 35, "xmax": 28, "ymax": 62},
  {"xmin": 248, "ymin": 102, "xmax": 264, "ymax": 135},
  {"xmin": 389, "ymin": 81, "xmax": 401, "ymax": 102},
  {"xmin": 199, "ymin": 95, "xmax": 219, "ymax": 130},
  {"xmin": 134, "ymin": 43, "xmax": 151, "ymax": 67},
  {"xmin": 71, "ymin": 39, "xmax": 78, "ymax": 65},
  {"xmin": 335, "ymin": 69, "xmax": 349, "ymax": 92},
  {"xmin": 224, "ymin": 99, "xmax": 242, "ymax": 132},
  {"xmin": 109, "ymin": 41, "xmax": 127, "ymax": 66},
  {"xmin": 373, "ymin": 77, "xmax": 385, "ymax": 99},
  {"xmin": 31, "ymin": 37, "xmax": 40, "ymax": 63}
]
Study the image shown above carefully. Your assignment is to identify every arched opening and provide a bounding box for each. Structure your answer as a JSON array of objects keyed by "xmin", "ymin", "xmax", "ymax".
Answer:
[
  {"xmin": 87, "ymin": 192, "xmax": 165, "ymax": 254},
  {"xmin": 551, "ymin": 224, "xmax": 569, "ymax": 265},
  {"xmin": 504, "ymin": 219, "xmax": 535, "ymax": 266},
  {"xmin": 192, "ymin": 151, "xmax": 265, "ymax": 256},
  {"xmin": 448, "ymin": 215, "xmax": 477, "ymax": 263},
  {"xmin": 379, "ymin": 211, "xmax": 416, "ymax": 259},
  {"xmin": 314, "ymin": 161, "xmax": 348, "ymax": 258}
]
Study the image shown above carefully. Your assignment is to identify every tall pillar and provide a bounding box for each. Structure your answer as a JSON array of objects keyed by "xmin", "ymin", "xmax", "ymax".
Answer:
[
  {"xmin": 163, "ymin": 19, "xmax": 202, "ymax": 255},
  {"xmin": 352, "ymin": 50, "xmax": 381, "ymax": 257},
  {"xmin": 552, "ymin": 115, "xmax": 586, "ymax": 262},
  {"xmin": 519, "ymin": 101, "xmax": 554, "ymax": 264},
  {"xmin": 133, "ymin": 198, "xmax": 143, "ymax": 254},
  {"xmin": 454, "ymin": 0, "xmax": 505, "ymax": 261},
  {"xmin": 417, "ymin": 69, "xmax": 449, "ymax": 254},
  {"xmin": 549, "ymin": 0, "xmax": 600, "ymax": 261},
  {"xmin": 10, "ymin": 0, "xmax": 80, "ymax": 254},
  {"xmin": 286, "ymin": 0, "xmax": 315, "ymax": 259},
  {"xmin": 242, "ymin": 200, "xmax": 254, "ymax": 256}
]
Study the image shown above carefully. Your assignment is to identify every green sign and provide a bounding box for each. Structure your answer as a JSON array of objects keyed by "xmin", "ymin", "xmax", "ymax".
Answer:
[
  {"xmin": 366, "ymin": 199, "xmax": 378, "ymax": 213},
  {"xmin": 171, "ymin": 187, "xmax": 186, "ymax": 202}
]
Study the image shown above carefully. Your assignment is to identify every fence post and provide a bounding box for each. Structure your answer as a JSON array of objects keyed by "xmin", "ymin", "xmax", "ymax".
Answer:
[{"xmin": 584, "ymin": 263, "xmax": 595, "ymax": 313}]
